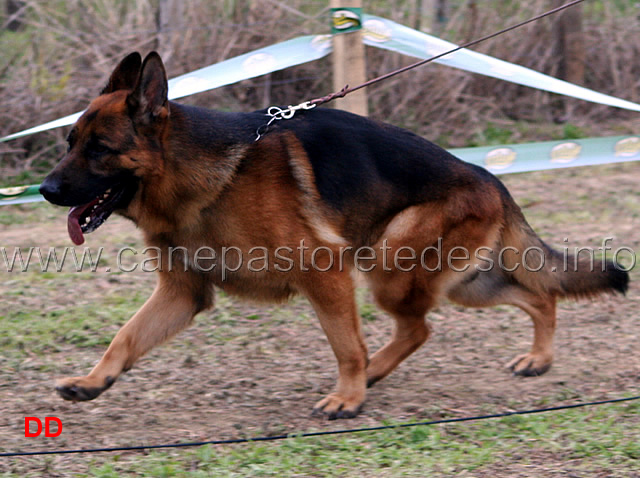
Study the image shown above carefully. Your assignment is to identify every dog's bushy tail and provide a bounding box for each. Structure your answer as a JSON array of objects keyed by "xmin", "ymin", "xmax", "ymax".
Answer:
[{"xmin": 500, "ymin": 203, "xmax": 629, "ymax": 299}]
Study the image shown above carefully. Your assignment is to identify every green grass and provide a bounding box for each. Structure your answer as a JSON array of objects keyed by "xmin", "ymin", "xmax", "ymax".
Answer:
[
  {"xmin": 463, "ymin": 122, "xmax": 592, "ymax": 149},
  {"xmin": 0, "ymin": 202, "xmax": 59, "ymax": 225},
  {"xmin": 2, "ymin": 164, "xmax": 639, "ymax": 477},
  {"xmin": 0, "ymin": 281, "xmax": 145, "ymax": 361},
  {"xmin": 6, "ymin": 401, "xmax": 638, "ymax": 477}
]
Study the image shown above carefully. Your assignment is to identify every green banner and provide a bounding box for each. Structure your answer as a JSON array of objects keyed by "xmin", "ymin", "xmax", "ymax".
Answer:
[
  {"xmin": 3, "ymin": 136, "xmax": 638, "ymax": 207},
  {"xmin": 331, "ymin": 7, "xmax": 362, "ymax": 34},
  {"xmin": 0, "ymin": 185, "xmax": 42, "ymax": 205},
  {"xmin": 450, "ymin": 135, "xmax": 640, "ymax": 174}
]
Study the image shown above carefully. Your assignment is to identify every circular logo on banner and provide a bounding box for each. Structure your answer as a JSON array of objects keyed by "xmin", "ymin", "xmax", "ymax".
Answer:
[
  {"xmin": 311, "ymin": 34, "xmax": 332, "ymax": 53},
  {"xmin": 550, "ymin": 142, "xmax": 582, "ymax": 163},
  {"xmin": 0, "ymin": 186, "xmax": 28, "ymax": 199},
  {"xmin": 485, "ymin": 147, "xmax": 516, "ymax": 170},
  {"xmin": 171, "ymin": 76, "xmax": 208, "ymax": 98},
  {"xmin": 332, "ymin": 10, "xmax": 361, "ymax": 31},
  {"xmin": 242, "ymin": 53, "xmax": 277, "ymax": 76},
  {"xmin": 363, "ymin": 19, "xmax": 392, "ymax": 43},
  {"xmin": 614, "ymin": 137, "xmax": 640, "ymax": 157}
]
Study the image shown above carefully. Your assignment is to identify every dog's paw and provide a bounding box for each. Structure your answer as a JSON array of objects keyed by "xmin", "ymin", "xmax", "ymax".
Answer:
[
  {"xmin": 55, "ymin": 375, "xmax": 115, "ymax": 401},
  {"xmin": 312, "ymin": 392, "xmax": 364, "ymax": 420},
  {"xmin": 506, "ymin": 353, "xmax": 552, "ymax": 377}
]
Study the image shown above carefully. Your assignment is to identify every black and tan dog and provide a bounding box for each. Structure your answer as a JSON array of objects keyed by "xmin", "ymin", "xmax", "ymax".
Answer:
[{"xmin": 39, "ymin": 52, "xmax": 628, "ymax": 419}]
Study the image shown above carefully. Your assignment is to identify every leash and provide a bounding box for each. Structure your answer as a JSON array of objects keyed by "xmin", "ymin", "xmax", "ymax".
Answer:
[{"xmin": 255, "ymin": 0, "xmax": 585, "ymax": 140}]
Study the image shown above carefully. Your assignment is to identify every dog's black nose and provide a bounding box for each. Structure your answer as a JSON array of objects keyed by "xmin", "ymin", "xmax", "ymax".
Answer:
[{"xmin": 39, "ymin": 177, "xmax": 62, "ymax": 203}]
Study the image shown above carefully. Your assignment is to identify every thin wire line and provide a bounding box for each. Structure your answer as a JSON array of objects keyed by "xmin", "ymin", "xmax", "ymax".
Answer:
[{"xmin": 2, "ymin": 394, "xmax": 638, "ymax": 457}]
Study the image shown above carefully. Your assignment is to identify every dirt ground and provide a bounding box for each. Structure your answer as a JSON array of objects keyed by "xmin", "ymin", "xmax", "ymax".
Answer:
[{"xmin": 0, "ymin": 161, "xmax": 639, "ymax": 471}]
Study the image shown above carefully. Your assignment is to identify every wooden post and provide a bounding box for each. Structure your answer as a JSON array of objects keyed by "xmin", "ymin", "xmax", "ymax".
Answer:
[
  {"xmin": 330, "ymin": 0, "xmax": 368, "ymax": 116},
  {"xmin": 552, "ymin": 0, "xmax": 585, "ymax": 85},
  {"xmin": 551, "ymin": 0, "xmax": 584, "ymax": 119}
]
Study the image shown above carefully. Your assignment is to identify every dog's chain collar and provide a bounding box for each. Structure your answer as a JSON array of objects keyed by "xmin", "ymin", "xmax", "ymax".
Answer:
[{"xmin": 255, "ymin": 101, "xmax": 316, "ymax": 141}]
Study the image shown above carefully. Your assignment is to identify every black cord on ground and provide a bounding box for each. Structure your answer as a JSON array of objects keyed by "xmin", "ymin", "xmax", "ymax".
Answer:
[{"xmin": 2, "ymin": 395, "xmax": 638, "ymax": 458}]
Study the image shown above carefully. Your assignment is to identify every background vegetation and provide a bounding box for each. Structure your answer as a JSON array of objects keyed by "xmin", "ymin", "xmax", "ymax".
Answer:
[
  {"xmin": 0, "ymin": 0, "xmax": 638, "ymax": 186},
  {"xmin": 1, "ymin": 2, "xmax": 639, "ymax": 476}
]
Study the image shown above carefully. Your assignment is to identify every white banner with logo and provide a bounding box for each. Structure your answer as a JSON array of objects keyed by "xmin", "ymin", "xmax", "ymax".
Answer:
[{"xmin": 362, "ymin": 14, "xmax": 640, "ymax": 113}]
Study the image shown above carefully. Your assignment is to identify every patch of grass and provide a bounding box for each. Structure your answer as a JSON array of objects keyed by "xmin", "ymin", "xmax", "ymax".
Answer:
[
  {"xmin": 360, "ymin": 302, "xmax": 379, "ymax": 322},
  {"xmin": 0, "ymin": 283, "xmax": 146, "ymax": 360},
  {"xmin": 560, "ymin": 123, "xmax": 588, "ymax": 140},
  {"xmin": 33, "ymin": 401, "xmax": 632, "ymax": 477},
  {"xmin": 0, "ymin": 202, "xmax": 59, "ymax": 225},
  {"xmin": 468, "ymin": 123, "xmax": 514, "ymax": 147}
]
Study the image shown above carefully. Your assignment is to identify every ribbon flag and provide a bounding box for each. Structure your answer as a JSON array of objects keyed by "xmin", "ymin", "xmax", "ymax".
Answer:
[
  {"xmin": 1, "ymin": 14, "xmax": 638, "ymax": 205},
  {"xmin": 361, "ymin": 15, "xmax": 640, "ymax": 112},
  {"xmin": 0, "ymin": 35, "xmax": 333, "ymax": 143}
]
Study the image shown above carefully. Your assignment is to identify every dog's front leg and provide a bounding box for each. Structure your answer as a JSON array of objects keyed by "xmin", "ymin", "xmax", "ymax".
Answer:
[
  {"xmin": 303, "ymin": 273, "xmax": 368, "ymax": 419},
  {"xmin": 55, "ymin": 272, "xmax": 209, "ymax": 401}
]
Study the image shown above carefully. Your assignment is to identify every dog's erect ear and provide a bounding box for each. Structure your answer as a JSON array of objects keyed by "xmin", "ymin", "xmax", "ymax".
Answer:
[
  {"xmin": 126, "ymin": 51, "xmax": 169, "ymax": 123},
  {"xmin": 102, "ymin": 52, "xmax": 142, "ymax": 95}
]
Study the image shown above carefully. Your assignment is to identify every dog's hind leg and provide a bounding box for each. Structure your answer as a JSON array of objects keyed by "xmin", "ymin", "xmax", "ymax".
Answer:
[
  {"xmin": 301, "ymin": 273, "xmax": 368, "ymax": 419},
  {"xmin": 366, "ymin": 313, "xmax": 431, "ymax": 387},
  {"xmin": 55, "ymin": 272, "xmax": 210, "ymax": 401},
  {"xmin": 503, "ymin": 293, "xmax": 556, "ymax": 376},
  {"xmin": 365, "ymin": 275, "xmax": 433, "ymax": 387},
  {"xmin": 447, "ymin": 272, "xmax": 557, "ymax": 376}
]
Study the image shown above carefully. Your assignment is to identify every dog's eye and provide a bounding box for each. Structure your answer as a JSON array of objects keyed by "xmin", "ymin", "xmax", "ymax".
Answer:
[
  {"xmin": 86, "ymin": 141, "xmax": 114, "ymax": 159},
  {"xmin": 93, "ymin": 144, "xmax": 110, "ymax": 154}
]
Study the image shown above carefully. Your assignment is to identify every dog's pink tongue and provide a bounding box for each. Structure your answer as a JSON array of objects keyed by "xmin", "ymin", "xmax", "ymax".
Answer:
[{"xmin": 68, "ymin": 206, "xmax": 85, "ymax": 245}]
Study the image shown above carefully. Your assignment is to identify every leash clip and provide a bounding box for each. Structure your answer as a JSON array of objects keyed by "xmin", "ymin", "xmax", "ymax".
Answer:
[
  {"xmin": 269, "ymin": 101, "xmax": 316, "ymax": 120},
  {"xmin": 256, "ymin": 101, "xmax": 316, "ymax": 141}
]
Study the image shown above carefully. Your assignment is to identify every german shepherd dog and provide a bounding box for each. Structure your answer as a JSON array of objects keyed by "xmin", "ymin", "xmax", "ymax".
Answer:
[{"xmin": 40, "ymin": 52, "xmax": 628, "ymax": 419}]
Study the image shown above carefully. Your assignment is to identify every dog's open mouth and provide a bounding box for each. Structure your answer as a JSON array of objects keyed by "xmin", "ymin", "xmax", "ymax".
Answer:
[{"xmin": 67, "ymin": 186, "xmax": 128, "ymax": 245}]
